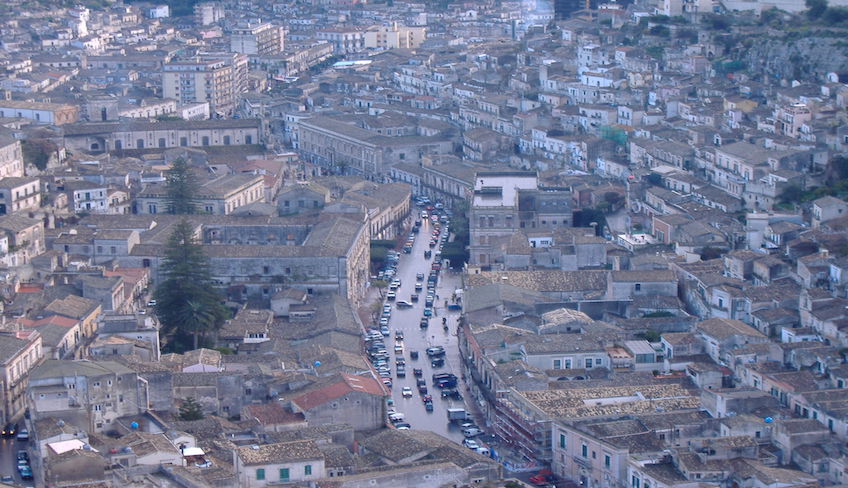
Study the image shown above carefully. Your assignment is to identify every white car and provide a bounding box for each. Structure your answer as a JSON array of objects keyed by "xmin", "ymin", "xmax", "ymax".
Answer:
[
  {"xmin": 402, "ymin": 387, "xmax": 413, "ymax": 398},
  {"xmin": 463, "ymin": 438, "xmax": 480, "ymax": 450}
]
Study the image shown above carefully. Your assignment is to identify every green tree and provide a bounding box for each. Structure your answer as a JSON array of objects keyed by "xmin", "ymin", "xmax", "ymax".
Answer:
[
  {"xmin": 806, "ymin": 0, "xmax": 828, "ymax": 18},
  {"xmin": 154, "ymin": 219, "xmax": 229, "ymax": 351},
  {"xmin": 649, "ymin": 25, "xmax": 671, "ymax": 37},
  {"xmin": 164, "ymin": 158, "xmax": 199, "ymax": 215},
  {"xmin": 179, "ymin": 397, "xmax": 204, "ymax": 421}
]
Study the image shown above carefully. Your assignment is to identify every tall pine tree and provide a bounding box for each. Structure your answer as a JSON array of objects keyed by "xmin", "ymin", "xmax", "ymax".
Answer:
[
  {"xmin": 154, "ymin": 219, "xmax": 229, "ymax": 351},
  {"xmin": 164, "ymin": 157, "xmax": 199, "ymax": 214}
]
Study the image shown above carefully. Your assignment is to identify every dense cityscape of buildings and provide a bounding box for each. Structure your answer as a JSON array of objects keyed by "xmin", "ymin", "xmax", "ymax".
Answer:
[{"xmin": 0, "ymin": 0, "xmax": 846, "ymax": 487}]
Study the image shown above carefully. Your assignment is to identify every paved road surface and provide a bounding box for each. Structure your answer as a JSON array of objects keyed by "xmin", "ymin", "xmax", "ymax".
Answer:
[
  {"xmin": 378, "ymin": 216, "xmax": 471, "ymax": 444},
  {"xmin": 0, "ymin": 434, "xmax": 32, "ymax": 486}
]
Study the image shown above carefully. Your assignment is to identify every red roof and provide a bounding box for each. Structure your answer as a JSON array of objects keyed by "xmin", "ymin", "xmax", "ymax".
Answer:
[
  {"xmin": 19, "ymin": 315, "xmax": 79, "ymax": 328},
  {"xmin": 17, "ymin": 284, "xmax": 44, "ymax": 293},
  {"xmin": 244, "ymin": 402, "xmax": 305, "ymax": 426},
  {"xmin": 292, "ymin": 373, "xmax": 387, "ymax": 411}
]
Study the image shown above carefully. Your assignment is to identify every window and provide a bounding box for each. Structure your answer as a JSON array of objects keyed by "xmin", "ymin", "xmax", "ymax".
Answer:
[
  {"xmin": 585, "ymin": 358, "xmax": 593, "ymax": 368},
  {"xmin": 560, "ymin": 434, "xmax": 566, "ymax": 449},
  {"xmin": 158, "ymin": 138, "xmax": 166, "ymax": 148},
  {"xmin": 604, "ymin": 454, "xmax": 610, "ymax": 468},
  {"xmin": 279, "ymin": 468, "xmax": 289, "ymax": 481},
  {"xmin": 136, "ymin": 139, "xmax": 144, "ymax": 148},
  {"xmin": 305, "ymin": 465, "xmax": 312, "ymax": 476},
  {"xmin": 582, "ymin": 444, "xmax": 588, "ymax": 457},
  {"xmin": 246, "ymin": 135, "xmax": 253, "ymax": 144},
  {"xmin": 224, "ymin": 135, "xmax": 231, "ymax": 145},
  {"xmin": 553, "ymin": 359, "xmax": 561, "ymax": 369},
  {"xmin": 635, "ymin": 283, "xmax": 641, "ymax": 291},
  {"xmin": 180, "ymin": 137, "xmax": 188, "ymax": 146},
  {"xmin": 632, "ymin": 476, "xmax": 641, "ymax": 488},
  {"xmin": 256, "ymin": 469, "xmax": 265, "ymax": 480},
  {"xmin": 202, "ymin": 136, "xmax": 210, "ymax": 146}
]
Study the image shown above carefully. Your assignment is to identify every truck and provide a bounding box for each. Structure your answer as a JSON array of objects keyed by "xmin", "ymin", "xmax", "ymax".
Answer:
[{"xmin": 447, "ymin": 408, "xmax": 469, "ymax": 422}]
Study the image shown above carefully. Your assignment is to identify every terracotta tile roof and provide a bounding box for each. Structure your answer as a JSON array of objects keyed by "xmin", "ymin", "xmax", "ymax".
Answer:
[
  {"xmin": 244, "ymin": 402, "xmax": 305, "ymax": 426},
  {"xmin": 292, "ymin": 373, "xmax": 386, "ymax": 411}
]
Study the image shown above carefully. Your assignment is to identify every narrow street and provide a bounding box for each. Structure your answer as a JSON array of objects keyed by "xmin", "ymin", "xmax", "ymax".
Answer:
[{"xmin": 371, "ymin": 215, "xmax": 472, "ymax": 444}]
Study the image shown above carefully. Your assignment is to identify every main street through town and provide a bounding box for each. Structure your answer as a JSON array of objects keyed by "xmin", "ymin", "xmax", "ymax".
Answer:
[{"xmin": 372, "ymin": 214, "xmax": 472, "ymax": 444}]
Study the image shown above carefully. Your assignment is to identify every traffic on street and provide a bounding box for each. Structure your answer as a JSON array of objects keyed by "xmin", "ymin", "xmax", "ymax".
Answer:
[{"xmin": 364, "ymin": 199, "xmax": 489, "ymax": 453}]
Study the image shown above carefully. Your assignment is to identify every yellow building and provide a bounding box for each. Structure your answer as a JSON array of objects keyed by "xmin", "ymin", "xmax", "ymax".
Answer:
[{"xmin": 364, "ymin": 23, "xmax": 426, "ymax": 50}]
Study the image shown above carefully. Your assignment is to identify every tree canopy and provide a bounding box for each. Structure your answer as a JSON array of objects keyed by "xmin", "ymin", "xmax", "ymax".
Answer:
[
  {"xmin": 164, "ymin": 158, "xmax": 199, "ymax": 215},
  {"xmin": 179, "ymin": 397, "xmax": 204, "ymax": 421},
  {"xmin": 154, "ymin": 219, "xmax": 229, "ymax": 351}
]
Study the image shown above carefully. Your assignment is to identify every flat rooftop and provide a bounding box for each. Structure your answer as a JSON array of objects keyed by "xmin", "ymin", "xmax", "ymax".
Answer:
[{"xmin": 472, "ymin": 172, "xmax": 537, "ymax": 208}]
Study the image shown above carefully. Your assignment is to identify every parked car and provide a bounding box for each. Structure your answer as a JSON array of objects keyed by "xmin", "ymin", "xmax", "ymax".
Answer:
[
  {"xmin": 413, "ymin": 368, "xmax": 423, "ymax": 377},
  {"xmin": 426, "ymin": 346, "xmax": 445, "ymax": 357},
  {"xmin": 462, "ymin": 427, "xmax": 483, "ymax": 437},
  {"xmin": 16, "ymin": 428, "xmax": 28, "ymax": 441},
  {"xmin": 463, "ymin": 438, "xmax": 480, "ymax": 450},
  {"xmin": 431, "ymin": 358, "xmax": 445, "ymax": 368},
  {"xmin": 395, "ymin": 300, "xmax": 413, "ymax": 309},
  {"xmin": 410, "ymin": 350, "xmax": 419, "ymax": 359}
]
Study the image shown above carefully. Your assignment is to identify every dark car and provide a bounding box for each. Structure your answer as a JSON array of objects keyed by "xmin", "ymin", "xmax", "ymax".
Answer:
[
  {"xmin": 437, "ymin": 378, "xmax": 457, "ymax": 389},
  {"xmin": 431, "ymin": 358, "xmax": 445, "ymax": 368},
  {"xmin": 418, "ymin": 385, "xmax": 428, "ymax": 395},
  {"xmin": 425, "ymin": 401, "xmax": 434, "ymax": 412},
  {"xmin": 410, "ymin": 350, "xmax": 419, "ymax": 359},
  {"xmin": 413, "ymin": 368, "xmax": 423, "ymax": 377},
  {"xmin": 2, "ymin": 422, "xmax": 16, "ymax": 437},
  {"xmin": 416, "ymin": 378, "xmax": 426, "ymax": 387},
  {"xmin": 16, "ymin": 450, "xmax": 29, "ymax": 462},
  {"xmin": 419, "ymin": 318, "xmax": 429, "ymax": 329}
]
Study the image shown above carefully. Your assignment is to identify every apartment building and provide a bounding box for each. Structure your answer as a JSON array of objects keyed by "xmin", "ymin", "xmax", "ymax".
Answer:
[
  {"xmin": 0, "ymin": 130, "xmax": 24, "ymax": 178},
  {"xmin": 162, "ymin": 58, "xmax": 236, "ymax": 115},
  {"xmin": 316, "ymin": 27, "xmax": 366, "ymax": 54},
  {"xmin": 469, "ymin": 171, "xmax": 572, "ymax": 266},
  {"xmin": 0, "ymin": 177, "xmax": 40, "ymax": 215},
  {"xmin": 194, "ymin": 2, "xmax": 224, "ymax": 25},
  {"xmin": 0, "ymin": 330, "xmax": 43, "ymax": 425},
  {"xmin": 27, "ymin": 360, "xmax": 148, "ymax": 433},
  {"xmin": 231, "ymin": 21, "xmax": 285, "ymax": 56},
  {"xmin": 364, "ymin": 23, "xmax": 426, "ymax": 50}
]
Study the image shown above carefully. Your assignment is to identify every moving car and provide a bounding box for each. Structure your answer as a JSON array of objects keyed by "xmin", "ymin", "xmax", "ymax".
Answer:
[
  {"xmin": 401, "ymin": 387, "xmax": 413, "ymax": 398},
  {"xmin": 2, "ymin": 422, "xmax": 16, "ymax": 437},
  {"xmin": 462, "ymin": 427, "xmax": 483, "ymax": 437},
  {"xmin": 395, "ymin": 300, "xmax": 413, "ymax": 309}
]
